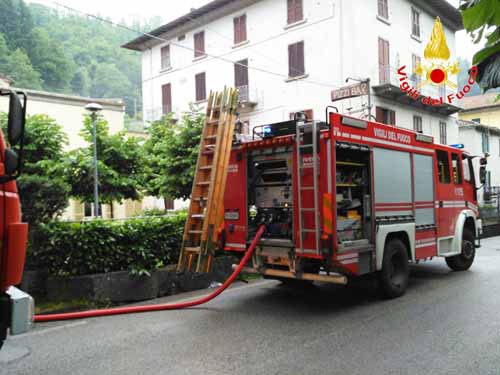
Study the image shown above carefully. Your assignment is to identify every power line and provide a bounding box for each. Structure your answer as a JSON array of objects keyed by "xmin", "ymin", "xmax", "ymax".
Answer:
[{"xmin": 47, "ymin": 0, "xmax": 338, "ymax": 89}]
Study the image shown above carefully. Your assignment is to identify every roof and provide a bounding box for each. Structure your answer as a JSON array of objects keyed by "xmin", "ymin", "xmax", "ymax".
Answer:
[
  {"xmin": 123, "ymin": 0, "xmax": 462, "ymax": 51},
  {"xmin": 458, "ymin": 119, "xmax": 500, "ymax": 137},
  {"xmin": 13, "ymin": 87, "xmax": 125, "ymax": 112},
  {"xmin": 459, "ymin": 92, "xmax": 500, "ymax": 112}
]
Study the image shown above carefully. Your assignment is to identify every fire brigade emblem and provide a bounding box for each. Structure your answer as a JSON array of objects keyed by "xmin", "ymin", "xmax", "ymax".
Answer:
[{"xmin": 414, "ymin": 17, "xmax": 460, "ymax": 90}]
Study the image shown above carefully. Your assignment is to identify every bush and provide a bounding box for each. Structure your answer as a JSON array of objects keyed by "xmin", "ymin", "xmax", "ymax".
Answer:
[{"xmin": 29, "ymin": 213, "xmax": 186, "ymax": 277}]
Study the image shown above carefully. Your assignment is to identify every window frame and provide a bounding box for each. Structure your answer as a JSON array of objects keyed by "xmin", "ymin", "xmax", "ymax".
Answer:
[
  {"xmin": 436, "ymin": 150, "xmax": 451, "ymax": 184},
  {"xmin": 233, "ymin": 14, "xmax": 247, "ymax": 45},
  {"xmin": 439, "ymin": 121, "xmax": 447, "ymax": 144},
  {"xmin": 195, "ymin": 72, "xmax": 207, "ymax": 102},
  {"xmin": 160, "ymin": 45, "xmax": 171, "ymax": 70},
  {"xmin": 411, "ymin": 7, "xmax": 420, "ymax": 38},
  {"xmin": 482, "ymin": 131, "xmax": 490, "ymax": 153},
  {"xmin": 287, "ymin": 0, "xmax": 304, "ymax": 25},
  {"xmin": 193, "ymin": 31, "xmax": 206, "ymax": 58},
  {"xmin": 378, "ymin": 0, "xmax": 389, "ymax": 20},
  {"xmin": 413, "ymin": 115, "xmax": 422, "ymax": 133},
  {"xmin": 288, "ymin": 41, "xmax": 305, "ymax": 78},
  {"xmin": 451, "ymin": 153, "xmax": 463, "ymax": 184},
  {"xmin": 161, "ymin": 83, "xmax": 172, "ymax": 115}
]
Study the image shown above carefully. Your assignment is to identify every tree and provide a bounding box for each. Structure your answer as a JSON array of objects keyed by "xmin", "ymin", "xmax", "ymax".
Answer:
[
  {"xmin": 0, "ymin": 113, "xmax": 70, "ymax": 227},
  {"xmin": 64, "ymin": 115, "xmax": 144, "ymax": 217},
  {"xmin": 3, "ymin": 48, "xmax": 42, "ymax": 89},
  {"xmin": 143, "ymin": 107, "xmax": 204, "ymax": 206},
  {"xmin": 457, "ymin": 57, "xmax": 483, "ymax": 96},
  {"xmin": 460, "ymin": 0, "xmax": 500, "ymax": 92}
]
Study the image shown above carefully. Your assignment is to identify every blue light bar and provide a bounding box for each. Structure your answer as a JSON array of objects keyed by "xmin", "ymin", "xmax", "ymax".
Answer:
[
  {"xmin": 263, "ymin": 126, "xmax": 272, "ymax": 136},
  {"xmin": 450, "ymin": 143, "xmax": 464, "ymax": 149}
]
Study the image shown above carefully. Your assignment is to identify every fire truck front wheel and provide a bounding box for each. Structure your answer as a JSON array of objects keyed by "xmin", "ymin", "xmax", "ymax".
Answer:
[
  {"xmin": 378, "ymin": 238, "xmax": 409, "ymax": 299},
  {"xmin": 445, "ymin": 228, "xmax": 475, "ymax": 271}
]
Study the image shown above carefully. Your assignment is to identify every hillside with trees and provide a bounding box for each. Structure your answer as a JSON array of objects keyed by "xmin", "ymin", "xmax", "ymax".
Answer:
[{"xmin": 0, "ymin": 0, "xmax": 161, "ymax": 115}]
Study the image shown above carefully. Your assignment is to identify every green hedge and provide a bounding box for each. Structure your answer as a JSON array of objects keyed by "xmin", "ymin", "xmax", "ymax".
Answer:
[{"xmin": 29, "ymin": 213, "xmax": 186, "ymax": 277}]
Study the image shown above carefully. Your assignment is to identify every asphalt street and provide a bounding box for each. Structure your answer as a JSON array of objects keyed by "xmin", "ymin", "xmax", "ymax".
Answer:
[{"xmin": 3, "ymin": 236, "xmax": 500, "ymax": 375}]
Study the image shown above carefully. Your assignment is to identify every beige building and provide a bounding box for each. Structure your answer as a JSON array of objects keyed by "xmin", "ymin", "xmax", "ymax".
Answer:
[
  {"xmin": 0, "ymin": 79, "xmax": 161, "ymax": 220},
  {"xmin": 459, "ymin": 92, "xmax": 500, "ymax": 127}
]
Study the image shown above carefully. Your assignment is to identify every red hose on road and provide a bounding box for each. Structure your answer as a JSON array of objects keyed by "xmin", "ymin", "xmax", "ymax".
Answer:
[{"xmin": 34, "ymin": 225, "xmax": 266, "ymax": 323}]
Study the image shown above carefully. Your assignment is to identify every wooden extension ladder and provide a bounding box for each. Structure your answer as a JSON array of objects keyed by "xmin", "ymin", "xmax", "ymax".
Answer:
[{"xmin": 177, "ymin": 88, "xmax": 239, "ymax": 273}]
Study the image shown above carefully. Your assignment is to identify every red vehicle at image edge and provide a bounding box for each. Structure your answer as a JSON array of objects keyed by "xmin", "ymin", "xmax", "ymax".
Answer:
[
  {"xmin": 222, "ymin": 109, "xmax": 485, "ymax": 297},
  {"xmin": 0, "ymin": 89, "xmax": 32, "ymax": 350}
]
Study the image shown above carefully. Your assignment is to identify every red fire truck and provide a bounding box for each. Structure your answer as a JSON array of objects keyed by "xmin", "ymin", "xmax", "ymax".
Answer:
[
  {"xmin": 0, "ymin": 88, "xmax": 31, "ymax": 349},
  {"xmin": 222, "ymin": 111, "xmax": 484, "ymax": 298}
]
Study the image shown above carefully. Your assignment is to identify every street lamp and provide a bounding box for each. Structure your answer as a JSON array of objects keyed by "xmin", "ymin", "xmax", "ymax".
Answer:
[
  {"xmin": 345, "ymin": 77, "xmax": 373, "ymax": 120},
  {"xmin": 85, "ymin": 102, "xmax": 103, "ymax": 218}
]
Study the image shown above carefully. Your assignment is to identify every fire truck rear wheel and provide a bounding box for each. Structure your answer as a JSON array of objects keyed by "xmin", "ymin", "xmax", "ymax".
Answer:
[
  {"xmin": 378, "ymin": 238, "xmax": 409, "ymax": 299},
  {"xmin": 445, "ymin": 228, "xmax": 475, "ymax": 271}
]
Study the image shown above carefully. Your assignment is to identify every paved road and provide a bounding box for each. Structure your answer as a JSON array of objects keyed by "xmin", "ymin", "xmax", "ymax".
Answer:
[{"xmin": 3, "ymin": 237, "xmax": 500, "ymax": 375}]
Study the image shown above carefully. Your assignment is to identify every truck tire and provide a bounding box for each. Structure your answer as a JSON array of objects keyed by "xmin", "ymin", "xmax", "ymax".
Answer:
[
  {"xmin": 446, "ymin": 228, "xmax": 475, "ymax": 271},
  {"xmin": 378, "ymin": 238, "xmax": 409, "ymax": 299}
]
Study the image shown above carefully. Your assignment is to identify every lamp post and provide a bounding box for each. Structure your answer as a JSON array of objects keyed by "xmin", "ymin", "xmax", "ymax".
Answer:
[
  {"xmin": 345, "ymin": 77, "xmax": 373, "ymax": 120},
  {"xmin": 84, "ymin": 103, "xmax": 103, "ymax": 218}
]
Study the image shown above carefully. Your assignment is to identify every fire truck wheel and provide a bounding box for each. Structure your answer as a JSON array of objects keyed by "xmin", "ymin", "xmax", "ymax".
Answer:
[
  {"xmin": 378, "ymin": 238, "xmax": 409, "ymax": 299},
  {"xmin": 445, "ymin": 228, "xmax": 475, "ymax": 271}
]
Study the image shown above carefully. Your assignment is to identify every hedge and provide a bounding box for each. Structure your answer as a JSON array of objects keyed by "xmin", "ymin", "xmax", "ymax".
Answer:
[{"xmin": 29, "ymin": 212, "xmax": 186, "ymax": 277}]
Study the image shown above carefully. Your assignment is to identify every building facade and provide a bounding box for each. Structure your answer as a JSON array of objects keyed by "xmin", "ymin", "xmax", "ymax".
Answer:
[
  {"xmin": 458, "ymin": 119, "xmax": 500, "ymax": 206},
  {"xmin": 124, "ymin": 0, "xmax": 463, "ymax": 146},
  {"xmin": 0, "ymin": 81, "xmax": 161, "ymax": 220},
  {"xmin": 459, "ymin": 92, "xmax": 500, "ymax": 128}
]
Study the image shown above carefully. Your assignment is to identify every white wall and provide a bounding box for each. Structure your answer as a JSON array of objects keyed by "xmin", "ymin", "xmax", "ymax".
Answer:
[{"xmin": 140, "ymin": 0, "xmax": 460, "ymax": 146}]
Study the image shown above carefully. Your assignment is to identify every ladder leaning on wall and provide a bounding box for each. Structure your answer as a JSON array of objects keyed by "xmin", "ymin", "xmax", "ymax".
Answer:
[{"xmin": 177, "ymin": 88, "xmax": 239, "ymax": 273}]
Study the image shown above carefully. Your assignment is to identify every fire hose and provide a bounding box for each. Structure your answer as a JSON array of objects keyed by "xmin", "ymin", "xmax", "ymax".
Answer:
[{"xmin": 34, "ymin": 225, "xmax": 266, "ymax": 323}]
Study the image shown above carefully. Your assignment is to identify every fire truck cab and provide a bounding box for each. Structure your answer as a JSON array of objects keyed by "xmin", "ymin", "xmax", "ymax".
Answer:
[{"xmin": 222, "ymin": 111, "xmax": 482, "ymax": 298}]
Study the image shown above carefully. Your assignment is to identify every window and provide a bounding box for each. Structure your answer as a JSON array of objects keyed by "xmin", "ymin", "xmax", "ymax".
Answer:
[
  {"xmin": 411, "ymin": 7, "xmax": 420, "ymax": 38},
  {"xmin": 288, "ymin": 41, "xmax": 305, "ymax": 78},
  {"xmin": 378, "ymin": 38, "xmax": 390, "ymax": 84},
  {"xmin": 195, "ymin": 72, "xmax": 206, "ymax": 102},
  {"xmin": 235, "ymin": 59, "xmax": 249, "ymax": 100},
  {"xmin": 376, "ymin": 107, "xmax": 395, "ymax": 125},
  {"xmin": 472, "ymin": 118, "xmax": 481, "ymax": 123},
  {"xmin": 378, "ymin": 0, "xmax": 388, "ymax": 19},
  {"xmin": 236, "ymin": 120, "xmax": 250, "ymax": 135},
  {"xmin": 160, "ymin": 45, "xmax": 171, "ymax": 70},
  {"xmin": 233, "ymin": 14, "xmax": 247, "ymax": 44},
  {"xmin": 287, "ymin": 0, "xmax": 303, "ymax": 24},
  {"xmin": 462, "ymin": 155, "xmax": 471, "ymax": 182},
  {"xmin": 84, "ymin": 202, "xmax": 92, "ymax": 217},
  {"xmin": 162, "ymin": 83, "xmax": 172, "ymax": 115},
  {"xmin": 194, "ymin": 31, "xmax": 205, "ymax": 58},
  {"xmin": 451, "ymin": 153, "xmax": 462, "ymax": 184},
  {"xmin": 437, "ymin": 150, "xmax": 450, "ymax": 184},
  {"xmin": 439, "ymin": 121, "xmax": 447, "ymax": 144},
  {"xmin": 482, "ymin": 131, "xmax": 490, "ymax": 153},
  {"xmin": 412, "ymin": 54, "xmax": 421, "ymax": 86},
  {"xmin": 413, "ymin": 115, "xmax": 422, "ymax": 133}
]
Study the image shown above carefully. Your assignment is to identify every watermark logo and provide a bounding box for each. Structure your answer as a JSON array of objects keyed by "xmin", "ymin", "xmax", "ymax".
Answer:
[{"xmin": 398, "ymin": 17, "xmax": 477, "ymax": 106}]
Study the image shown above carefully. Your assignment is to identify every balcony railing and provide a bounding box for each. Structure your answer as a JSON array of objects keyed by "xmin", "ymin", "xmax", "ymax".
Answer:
[{"xmin": 236, "ymin": 85, "xmax": 258, "ymax": 108}]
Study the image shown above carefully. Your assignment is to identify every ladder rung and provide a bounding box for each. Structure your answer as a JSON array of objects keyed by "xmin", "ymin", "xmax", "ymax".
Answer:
[
  {"xmin": 199, "ymin": 165, "xmax": 212, "ymax": 171},
  {"xmin": 302, "ymin": 229, "xmax": 317, "ymax": 233},
  {"xmin": 188, "ymin": 230, "xmax": 203, "ymax": 234},
  {"xmin": 205, "ymin": 135, "xmax": 217, "ymax": 140},
  {"xmin": 301, "ymin": 187, "xmax": 314, "ymax": 190},
  {"xmin": 191, "ymin": 214, "xmax": 205, "ymax": 219},
  {"xmin": 301, "ymin": 208, "xmax": 316, "ymax": 212},
  {"xmin": 184, "ymin": 247, "xmax": 201, "ymax": 253},
  {"xmin": 208, "ymin": 120, "xmax": 219, "ymax": 125},
  {"xmin": 197, "ymin": 181, "xmax": 210, "ymax": 186},
  {"xmin": 192, "ymin": 196, "xmax": 207, "ymax": 201}
]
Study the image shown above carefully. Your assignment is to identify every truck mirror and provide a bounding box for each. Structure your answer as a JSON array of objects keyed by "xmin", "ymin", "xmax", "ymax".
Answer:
[
  {"xmin": 7, "ymin": 91, "xmax": 25, "ymax": 146},
  {"xmin": 479, "ymin": 166, "xmax": 487, "ymax": 185},
  {"xmin": 4, "ymin": 149, "xmax": 19, "ymax": 176}
]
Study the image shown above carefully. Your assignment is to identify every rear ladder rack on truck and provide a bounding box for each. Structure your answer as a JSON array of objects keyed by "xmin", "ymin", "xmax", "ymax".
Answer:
[
  {"xmin": 177, "ymin": 88, "xmax": 239, "ymax": 273},
  {"xmin": 295, "ymin": 118, "xmax": 321, "ymax": 255}
]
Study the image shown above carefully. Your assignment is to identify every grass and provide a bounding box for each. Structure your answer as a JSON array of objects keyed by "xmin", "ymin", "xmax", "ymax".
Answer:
[{"xmin": 35, "ymin": 298, "xmax": 113, "ymax": 315}]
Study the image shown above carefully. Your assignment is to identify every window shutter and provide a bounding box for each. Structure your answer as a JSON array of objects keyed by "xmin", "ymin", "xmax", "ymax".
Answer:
[
  {"xmin": 162, "ymin": 83, "xmax": 172, "ymax": 114},
  {"xmin": 240, "ymin": 15, "xmax": 247, "ymax": 42},
  {"xmin": 376, "ymin": 106, "xmax": 384, "ymax": 123},
  {"xmin": 234, "ymin": 59, "xmax": 248, "ymax": 87},
  {"xmin": 194, "ymin": 31, "xmax": 205, "ymax": 57},
  {"xmin": 234, "ymin": 17, "xmax": 239, "ymax": 44},
  {"xmin": 287, "ymin": 0, "xmax": 295, "ymax": 24},
  {"xmin": 195, "ymin": 72, "xmax": 206, "ymax": 101},
  {"xmin": 389, "ymin": 110, "xmax": 396, "ymax": 125},
  {"xmin": 297, "ymin": 41, "xmax": 304, "ymax": 75},
  {"xmin": 288, "ymin": 43, "xmax": 295, "ymax": 77},
  {"xmin": 296, "ymin": 0, "xmax": 303, "ymax": 22}
]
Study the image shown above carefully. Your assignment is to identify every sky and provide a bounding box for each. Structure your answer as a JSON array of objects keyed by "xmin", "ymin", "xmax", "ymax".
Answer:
[{"xmin": 29, "ymin": 0, "xmax": 484, "ymax": 61}]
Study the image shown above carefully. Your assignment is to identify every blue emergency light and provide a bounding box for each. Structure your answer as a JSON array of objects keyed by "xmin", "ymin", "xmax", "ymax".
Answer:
[
  {"xmin": 450, "ymin": 143, "xmax": 464, "ymax": 149},
  {"xmin": 263, "ymin": 126, "xmax": 272, "ymax": 136}
]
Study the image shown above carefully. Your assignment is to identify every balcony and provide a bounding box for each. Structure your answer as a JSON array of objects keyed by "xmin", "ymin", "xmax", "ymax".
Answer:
[
  {"xmin": 236, "ymin": 85, "xmax": 258, "ymax": 110},
  {"xmin": 372, "ymin": 65, "xmax": 461, "ymax": 116},
  {"xmin": 144, "ymin": 106, "xmax": 180, "ymax": 123}
]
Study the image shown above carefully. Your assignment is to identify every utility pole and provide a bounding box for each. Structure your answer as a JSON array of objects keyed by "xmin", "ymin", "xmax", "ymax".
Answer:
[{"xmin": 85, "ymin": 103, "xmax": 103, "ymax": 218}]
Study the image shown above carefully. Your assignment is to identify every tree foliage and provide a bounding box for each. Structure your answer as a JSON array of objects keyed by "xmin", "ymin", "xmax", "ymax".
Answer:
[
  {"xmin": 460, "ymin": 0, "xmax": 500, "ymax": 91},
  {"xmin": 143, "ymin": 107, "xmax": 204, "ymax": 201},
  {"xmin": 0, "ymin": 113, "xmax": 70, "ymax": 227},
  {"xmin": 64, "ymin": 115, "xmax": 145, "ymax": 207},
  {"xmin": 0, "ymin": 0, "xmax": 161, "ymax": 115}
]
